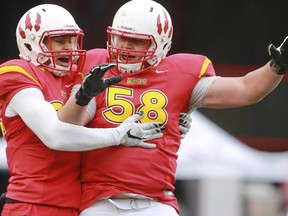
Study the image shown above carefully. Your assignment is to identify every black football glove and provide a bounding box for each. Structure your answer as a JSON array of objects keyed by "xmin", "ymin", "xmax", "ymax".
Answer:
[
  {"xmin": 268, "ymin": 36, "xmax": 288, "ymax": 75},
  {"xmin": 75, "ymin": 63, "xmax": 122, "ymax": 106}
]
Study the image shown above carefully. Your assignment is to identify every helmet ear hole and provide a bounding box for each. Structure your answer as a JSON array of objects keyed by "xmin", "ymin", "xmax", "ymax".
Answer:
[
  {"xmin": 163, "ymin": 43, "xmax": 168, "ymax": 51},
  {"xmin": 164, "ymin": 42, "xmax": 172, "ymax": 53},
  {"xmin": 24, "ymin": 43, "xmax": 32, "ymax": 52}
]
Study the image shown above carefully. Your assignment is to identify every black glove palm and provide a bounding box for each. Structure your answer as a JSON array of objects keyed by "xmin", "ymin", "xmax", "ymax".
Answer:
[
  {"xmin": 268, "ymin": 36, "xmax": 288, "ymax": 75},
  {"xmin": 76, "ymin": 63, "xmax": 122, "ymax": 106}
]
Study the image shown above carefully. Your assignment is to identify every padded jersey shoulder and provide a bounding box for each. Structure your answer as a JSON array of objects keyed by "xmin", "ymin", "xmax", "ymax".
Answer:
[
  {"xmin": 162, "ymin": 53, "xmax": 216, "ymax": 78},
  {"xmin": 83, "ymin": 49, "xmax": 109, "ymax": 74}
]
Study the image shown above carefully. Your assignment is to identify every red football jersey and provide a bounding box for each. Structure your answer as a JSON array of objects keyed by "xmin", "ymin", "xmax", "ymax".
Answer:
[
  {"xmin": 80, "ymin": 49, "xmax": 216, "ymax": 212},
  {"xmin": 0, "ymin": 59, "xmax": 82, "ymax": 209}
]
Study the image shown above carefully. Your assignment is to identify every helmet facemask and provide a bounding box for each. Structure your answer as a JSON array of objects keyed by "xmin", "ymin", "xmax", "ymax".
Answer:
[
  {"xmin": 107, "ymin": 27, "xmax": 158, "ymax": 74},
  {"xmin": 106, "ymin": 0, "xmax": 173, "ymax": 74},
  {"xmin": 37, "ymin": 30, "xmax": 86, "ymax": 76}
]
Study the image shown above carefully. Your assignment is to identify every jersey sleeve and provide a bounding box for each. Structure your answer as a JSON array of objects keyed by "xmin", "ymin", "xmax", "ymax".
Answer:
[
  {"xmin": 190, "ymin": 54, "xmax": 216, "ymax": 78},
  {"xmin": 189, "ymin": 76, "xmax": 220, "ymax": 111}
]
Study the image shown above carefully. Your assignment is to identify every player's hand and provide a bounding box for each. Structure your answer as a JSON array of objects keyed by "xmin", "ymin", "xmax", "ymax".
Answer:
[
  {"xmin": 117, "ymin": 112, "xmax": 165, "ymax": 148},
  {"xmin": 179, "ymin": 113, "xmax": 192, "ymax": 139},
  {"xmin": 268, "ymin": 36, "xmax": 288, "ymax": 75},
  {"xmin": 75, "ymin": 63, "xmax": 122, "ymax": 106}
]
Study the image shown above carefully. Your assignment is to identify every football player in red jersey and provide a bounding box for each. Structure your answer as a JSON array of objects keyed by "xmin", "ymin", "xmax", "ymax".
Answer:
[
  {"xmin": 0, "ymin": 4, "xmax": 167, "ymax": 216},
  {"xmin": 59, "ymin": 0, "xmax": 288, "ymax": 215}
]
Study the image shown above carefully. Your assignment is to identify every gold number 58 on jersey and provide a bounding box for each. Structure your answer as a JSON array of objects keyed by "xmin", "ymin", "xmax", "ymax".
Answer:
[{"xmin": 103, "ymin": 86, "xmax": 168, "ymax": 124}]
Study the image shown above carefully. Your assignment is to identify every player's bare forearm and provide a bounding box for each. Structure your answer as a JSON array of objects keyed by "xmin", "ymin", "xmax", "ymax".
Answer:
[
  {"xmin": 203, "ymin": 63, "xmax": 283, "ymax": 108},
  {"xmin": 242, "ymin": 62, "xmax": 283, "ymax": 102},
  {"xmin": 58, "ymin": 96, "xmax": 90, "ymax": 126}
]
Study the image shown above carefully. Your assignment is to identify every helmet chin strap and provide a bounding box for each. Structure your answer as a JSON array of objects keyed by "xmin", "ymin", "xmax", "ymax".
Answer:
[
  {"xmin": 117, "ymin": 60, "xmax": 152, "ymax": 74},
  {"xmin": 48, "ymin": 67, "xmax": 68, "ymax": 77},
  {"xmin": 118, "ymin": 62, "xmax": 142, "ymax": 73},
  {"xmin": 44, "ymin": 60, "xmax": 69, "ymax": 77}
]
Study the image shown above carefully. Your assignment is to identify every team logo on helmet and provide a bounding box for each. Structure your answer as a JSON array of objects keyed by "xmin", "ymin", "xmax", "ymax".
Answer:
[
  {"xmin": 156, "ymin": 10, "xmax": 172, "ymax": 38},
  {"xmin": 18, "ymin": 11, "xmax": 42, "ymax": 39}
]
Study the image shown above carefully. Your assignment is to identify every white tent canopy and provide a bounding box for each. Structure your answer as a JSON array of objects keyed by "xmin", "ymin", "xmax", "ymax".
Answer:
[
  {"xmin": 176, "ymin": 111, "xmax": 288, "ymax": 182},
  {"xmin": 0, "ymin": 138, "xmax": 7, "ymax": 170}
]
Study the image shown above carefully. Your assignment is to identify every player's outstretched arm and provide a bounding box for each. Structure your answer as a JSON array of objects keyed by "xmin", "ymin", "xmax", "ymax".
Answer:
[
  {"xmin": 8, "ymin": 88, "xmax": 163, "ymax": 151},
  {"xmin": 202, "ymin": 36, "xmax": 288, "ymax": 108}
]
